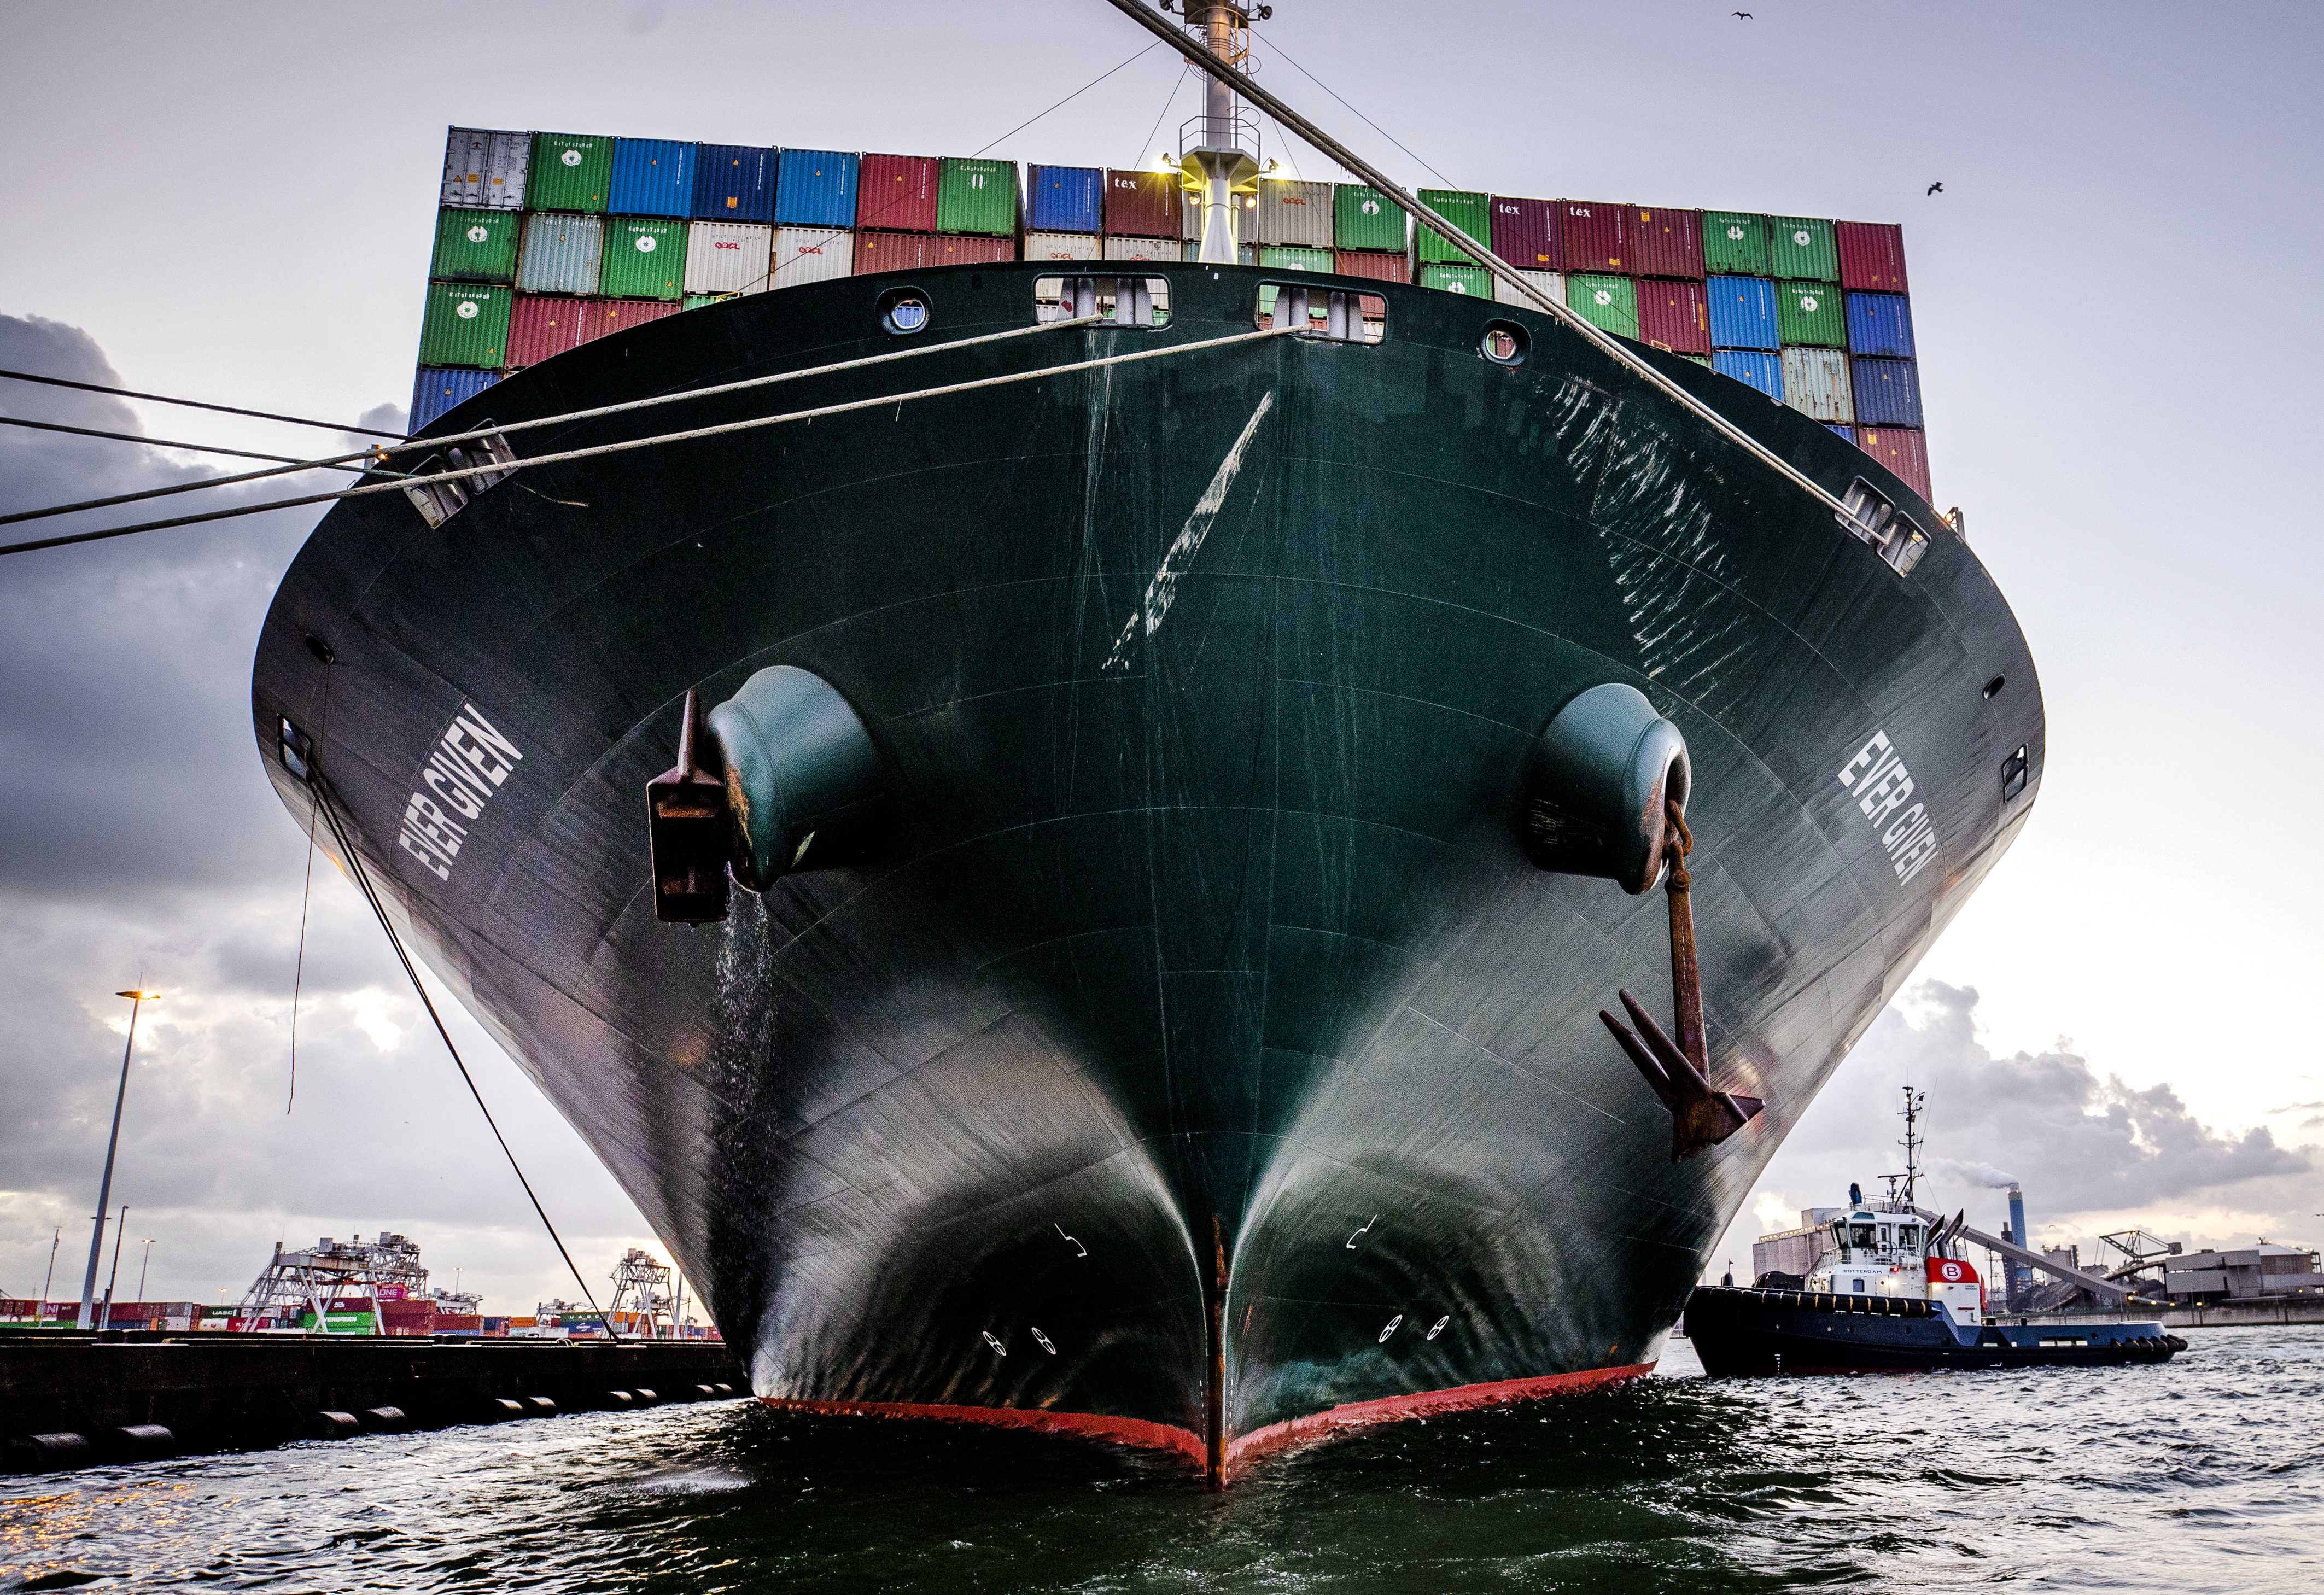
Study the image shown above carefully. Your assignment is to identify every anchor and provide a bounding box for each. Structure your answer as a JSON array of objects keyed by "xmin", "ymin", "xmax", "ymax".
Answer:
[{"xmin": 1599, "ymin": 801, "xmax": 1765, "ymax": 1161}]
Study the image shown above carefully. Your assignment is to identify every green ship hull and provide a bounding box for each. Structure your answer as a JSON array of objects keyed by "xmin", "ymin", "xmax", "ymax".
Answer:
[{"xmin": 251, "ymin": 263, "xmax": 2041, "ymax": 1479}]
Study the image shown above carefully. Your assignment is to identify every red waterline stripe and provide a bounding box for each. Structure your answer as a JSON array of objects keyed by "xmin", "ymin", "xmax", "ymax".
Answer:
[
  {"xmin": 1224, "ymin": 1362, "xmax": 1656, "ymax": 1478},
  {"xmin": 760, "ymin": 1396, "xmax": 1206, "ymax": 1467}
]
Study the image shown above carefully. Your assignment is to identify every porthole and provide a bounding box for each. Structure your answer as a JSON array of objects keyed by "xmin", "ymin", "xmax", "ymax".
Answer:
[
  {"xmin": 1480, "ymin": 321, "xmax": 1527, "ymax": 366},
  {"xmin": 878, "ymin": 287, "xmax": 930, "ymax": 335},
  {"xmin": 1982, "ymin": 675, "xmax": 2006, "ymax": 700}
]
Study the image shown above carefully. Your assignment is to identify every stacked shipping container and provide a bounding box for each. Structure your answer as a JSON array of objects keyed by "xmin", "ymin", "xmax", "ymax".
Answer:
[{"xmin": 412, "ymin": 127, "xmax": 1932, "ymax": 496}]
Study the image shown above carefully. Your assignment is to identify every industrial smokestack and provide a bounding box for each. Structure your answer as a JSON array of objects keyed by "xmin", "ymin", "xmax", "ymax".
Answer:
[{"xmin": 2006, "ymin": 1184, "xmax": 2031, "ymax": 1311}]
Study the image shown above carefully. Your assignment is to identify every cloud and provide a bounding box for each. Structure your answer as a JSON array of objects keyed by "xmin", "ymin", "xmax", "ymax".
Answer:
[{"xmin": 0, "ymin": 315, "xmax": 655, "ymax": 1317}]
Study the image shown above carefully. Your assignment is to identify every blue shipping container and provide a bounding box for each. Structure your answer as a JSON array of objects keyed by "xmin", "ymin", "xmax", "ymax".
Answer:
[
  {"xmin": 1851, "ymin": 356, "xmax": 1925, "ymax": 426},
  {"xmin": 411, "ymin": 366, "xmax": 499, "ymax": 431},
  {"xmin": 692, "ymin": 143, "xmax": 777, "ymax": 222},
  {"xmin": 610, "ymin": 138, "xmax": 697, "ymax": 217},
  {"xmin": 1027, "ymin": 165, "xmax": 1103, "ymax": 233},
  {"xmin": 1845, "ymin": 291, "xmax": 1917, "ymax": 358},
  {"xmin": 1826, "ymin": 422, "xmax": 1854, "ymax": 439},
  {"xmin": 1706, "ymin": 275, "xmax": 1779, "ymax": 350},
  {"xmin": 1712, "ymin": 349, "xmax": 1785, "ymax": 402},
  {"xmin": 775, "ymin": 148, "xmax": 860, "ymax": 227}
]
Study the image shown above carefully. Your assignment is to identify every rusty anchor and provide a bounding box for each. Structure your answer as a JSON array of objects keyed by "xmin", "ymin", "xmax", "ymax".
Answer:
[{"xmin": 1599, "ymin": 802, "xmax": 1765, "ymax": 1161}]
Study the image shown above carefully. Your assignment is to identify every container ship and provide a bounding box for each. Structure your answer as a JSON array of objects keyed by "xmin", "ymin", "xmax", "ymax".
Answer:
[{"xmin": 249, "ymin": 1, "xmax": 2041, "ymax": 1484}]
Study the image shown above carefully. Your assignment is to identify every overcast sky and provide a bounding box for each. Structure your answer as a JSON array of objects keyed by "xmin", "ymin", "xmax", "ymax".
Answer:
[{"xmin": 3, "ymin": 0, "xmax": 2319, "ymax": 1316}]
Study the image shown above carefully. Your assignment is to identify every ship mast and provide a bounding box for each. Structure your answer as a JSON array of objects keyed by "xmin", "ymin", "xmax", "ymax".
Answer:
[
  {"xmin": 1897, "ymin": 1086, "xmax": 1925, "ymax": 1211},
  {"xmin": 1168, "ymin": 1, "xmax": 1267, "ymax": 264}
]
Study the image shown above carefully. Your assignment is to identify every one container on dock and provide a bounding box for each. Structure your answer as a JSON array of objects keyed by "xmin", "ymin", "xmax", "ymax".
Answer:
[
  {"xmin": 1776, "ymin": 281, "xmax": 1846, "ymax": 347},
  {"xmin": 1856, "ymin": 425, "xmax": 1932, "ymax": 497},
  {"xmin": 610, "ymin": 138, "xmax": 697, "ymax": 217},
  {"xmin": 442, "ymin": 127, "xmax": 529, "ymax": 209},
  {"xmin": 684, "ymin": 221, "xmax": 773, "ymax": 295},
  {"xmin": 692, "ymin": 143, "xmax": 776, "ymax": 223},
  {"xmin": 936, "ymin": 157, "xmax": 1018, "ymax": 235},
  {"xmin": 1767, "ymin": 215, "xmax": 1838, "ymax": 282},
  {"xmin": 1492, "ymin": 267, "xmax": 1561, "ymax": 307},
  {"xmin": 1103, "ymin": 170, "xmax": 1181, "ymax": 239},
  {"xmin": 1837, "ymin": 220, "xmax": 1909, "ymax": 291},
  {"xmin": 418, "ymin": 283, "xmax": 511, "ymax": 367},
  {"xmin": 1713, "ymin": 348, "xmax": 1784, "ymax": 402},
  {"xmin": 857, "ymin": 153, "xmax": 940, "ymax": 233},
  {"xmin": 1845, "ymin": 291, "xmax": 1917, "ymax": 357},
  {"xmin": 1630, "ymin": 206, "xmax": 1704, "ymax": 279},
  {"xmin": 1638, "ymin": 277, "xmax": 1711, "ymax": 354},
  {"xmin": 1851, "ymin": 356, "xmax": 1925, "ymax": 426},
  {"xmin": 431, "ymin": 208, "xmax": 522, "ymax": 282},
  {"xmin": 1701, "ymin": 210, "xmax": 1769, "ymax": 275},
  {"xmin": 1028, "ymin": 165, "xmax": 1103, "ymax": 233},
  {"xmin": 1707, "ymin": 274, "xmax": 1780, "ymax": 350},
  {"xmin": 410, "ymin": 366, "xmax": 499, "ymax": 431},
  {"xmin": 775, "ymin": 149, "xmax": 861, "ymax": 229},
  {"xmin": 517, "ymin": 213, "xmax": 605, "ymax": 296},
  {"xmin": 1416, "ymin": 189, "xmax": 1491, "ymax": 264},
  {"xmin": 528, "ymin": 132, "xmax": 613, "ymax": 213},
  {"xmin": 772, "ymin": 226, "xmax": 854, "ymax": 283},
  {"xmin": 1558, "ymin": 201, "xmax": 1626, "ymax": 271},
  {"xmin": 1566, "ymin": 272, "xmax": 1639, "ymax": 337},
  {"xmin": 1335, "ymin": 249, "xmax": 1412, "ymax": 284},
  {"xmin": 601, "ymin": 218, "xmax": 688, "ymax": 300},
  {"xmin": 1489, "ymin": 196, "xmax": 1556, "ymax": 270},
  {"xmin": 1255, "ymin": 178, "xmax": 1333, "ymax": 247},
  {"xmin": 1421, "ymin": 262, "xmax": 1492, "ymax": 297},
  {"xmin": 1023, "ymin": 230, "xmax": 1102, "ymax": 261},
  {"xmin": 1780, "ymin": 346, "xmax": 1854, "ymax": 423},
  {"xmin": 1333, "ymin": 183, "xmax": 1406, "ymax": 253}
]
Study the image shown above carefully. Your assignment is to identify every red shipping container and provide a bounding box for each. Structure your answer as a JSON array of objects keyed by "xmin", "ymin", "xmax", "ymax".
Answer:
[
  {"xmin": 1637, "ymin": 278, "xmax": 1710, "ymax": 355},
  {"xmin": 932, "ymin": 233, "xmax": 1015, "ymax": 265},
  {"xmin": 1630, "ymin": 207, "xmax": 1703, "ymax": 279},
  {"xmin": 1557, "ymin": 200, "xmax": 1627, "ymax": 272},
  {"xmin": 509, "ymin": 294, "xmax": 588, "ymax": 367},
  {"xmin": 1104, "ymin": 170, "xmax": 1181, "ymax": 238},
  {"xmin": 577, "ymin": 299, "xmax": 677, "ymax": 349},
  {"xmin": 1488, "ymin": 196, "xmax": 1557, "ymax": 269},
  {"xmin": 1856, "ymin": 426, "xmax": 1932, "ymax": 499},
  {"xmin": 1333, "ymin": 249, "xmax": 1411, "ymax": 283},
  {"xmin": 1837, "ymin": 221, "xmax": 1908, "ymax": 292},
  {"xmin": 856, "ymin": 230, "xmax": 939, "ymax": 272},
  {"xmin": 857, "ymin": 153, "xmax": 941, "ymax": 233}
]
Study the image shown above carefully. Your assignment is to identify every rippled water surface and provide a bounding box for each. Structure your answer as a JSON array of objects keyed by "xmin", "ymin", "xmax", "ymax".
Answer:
[{"xmin": 4, "ymin": 1326, "xmax": 2319, "ymax": 1593}]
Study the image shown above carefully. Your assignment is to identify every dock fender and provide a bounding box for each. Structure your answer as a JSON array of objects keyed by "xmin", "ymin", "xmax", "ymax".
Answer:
[
  {"xmin": 708, "ymin": 665, "xmax": 886, "ymax": 890},
  {"xmin": 1518, "ymin": 683, "xmax": 1690, "ymax": 894}
]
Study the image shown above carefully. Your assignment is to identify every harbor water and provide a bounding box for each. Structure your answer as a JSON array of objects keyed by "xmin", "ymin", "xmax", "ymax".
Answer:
[{"xmin": 4, "ymin": 1325, "xmax": 2316, "ymax": 1592}]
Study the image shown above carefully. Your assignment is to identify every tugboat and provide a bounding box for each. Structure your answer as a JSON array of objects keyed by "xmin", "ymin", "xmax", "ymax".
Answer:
[{"xmin": 1686, "ymin": 1095, "xmax": 2186, "ymax": 1374}]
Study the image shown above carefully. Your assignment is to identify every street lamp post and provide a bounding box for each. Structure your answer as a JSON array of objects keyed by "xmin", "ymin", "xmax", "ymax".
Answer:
[
  {"xmin": 136, "ymin": 1238, "xmax": 154, "ymax": 1303},
  {"xmin": 77, "ymin": 988, "xmax": 158, "ymax": 1330}
]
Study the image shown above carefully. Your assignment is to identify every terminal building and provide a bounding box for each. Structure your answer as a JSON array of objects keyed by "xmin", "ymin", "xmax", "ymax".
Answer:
[{"xmin": 2163, "ymin": 1244, "xmax": 2323, "ymax": 1303}]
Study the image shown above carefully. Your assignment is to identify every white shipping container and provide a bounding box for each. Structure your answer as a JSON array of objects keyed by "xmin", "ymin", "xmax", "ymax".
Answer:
[
  {"xmin": 1254, "ymin": 179, "xmax": 1333, "ymax": 247},
  {"xmin": 769, "ymin": 226, "xmax": 855, "ymax": 288},
  {"xmin": 1493, "ymin": 270, "xmax": 1563, "ymax": 308},
  {"xmin": 686, "ymin": 222, "xmax": 775, "ymax": 295},
  {"xmin": 517, "ymin": 213, "xmax": 604, "ymax": 295},
  {"xmin": 1782, "ymin": 346, "xmax": 1855, "ymax": 423},
  {"xmin": 442, "ymin": 127, "xmax": 530, "ymax": 210},
  {"xmin": 1181, "ymin": 189, "xmax": 1256, "ymax": 241},
  {"xmin": 1104, "ymin": 234, "xmax": 1180, "ymax": 262},
  {"xmin": 1022, "ymin": 231, "xmax": 1102, "ymax": 262}
]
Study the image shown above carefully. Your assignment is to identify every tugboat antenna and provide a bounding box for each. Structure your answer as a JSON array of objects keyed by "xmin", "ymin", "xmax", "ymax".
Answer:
[{"xmin": 1897, "ymin": 1086, "xmax": 1926, "ymax": 1211}]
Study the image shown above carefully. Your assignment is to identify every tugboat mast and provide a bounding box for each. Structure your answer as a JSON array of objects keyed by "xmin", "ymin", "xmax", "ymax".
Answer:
[{"xmin": 1897, "ymin": 1086, "xmax": 1926, "ymax": 1211}]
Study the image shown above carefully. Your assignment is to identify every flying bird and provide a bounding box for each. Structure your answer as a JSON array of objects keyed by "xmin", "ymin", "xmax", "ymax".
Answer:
[
  {"xmin": 1926, "ymin": 181, "xmax": 1945, "ymax": 195},
  {"xmin": 1734, "ymin": 10, "xmax": 1753, "ymax": 16}
]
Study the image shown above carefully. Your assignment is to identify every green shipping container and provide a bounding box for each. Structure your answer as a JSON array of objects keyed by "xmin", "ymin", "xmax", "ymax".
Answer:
[
  {"xmin": 528, "ymin": 132, "xmax": 614, "ymax": 213},
  {"xmin": 418, "ymin": 283, "xmax": 511, "ymax": 367},
  {"xmin": 1334, "ymin": 183, "xmax": 1405, "ymax": 252},
  {"xmin": 683, "ymin": 293, "xmax": 735, "ymax": 312},
  {"xmin": 1767, "ymin": 216, "xmax": 1838, "ymax": 282},
  {"xmin": 1776, "ymin": 280, "xmax": 1846, "ymax": 347},
  {"xmin": 601, "ymin": 218, "xmax": 688, "ymax": 300},
  {"xmin": 1701, "ymin": 211, "xmax": 1768, "ymax": 276},
  {"xmin": 1566, "ymin": 273, "xmax": 1639, "ymax": 338},
  {"xmin": 430, "ymin": 207, "xmax": 521, "ymax": 282},
  {"xmin": 937, "ymin": 157, "xmax": 1018, "ymax": 236},
  {"xmin": 1420, "ymin": 263, "xmax": 1492, "ymax": 297},
  {"xmin": 1259, "ymin": 246, "xmax": 1333, "ymax": 272},
  {"xmin": 1416, "ymin": 189, "xmax": 1491, "ymax": 264}
]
